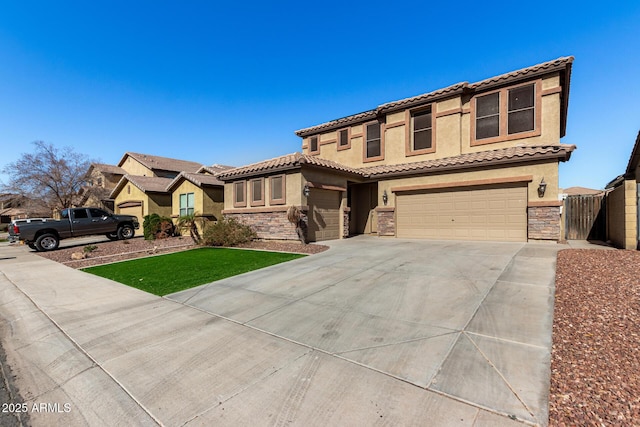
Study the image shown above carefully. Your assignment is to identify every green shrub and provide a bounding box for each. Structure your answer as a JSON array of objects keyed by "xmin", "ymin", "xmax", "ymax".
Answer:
[
  {"xmin": 83, "ymin": 244, "xmax": 98, "ymax": 253},
  {"xmin": 202, "ymin": 217, "xmax": 256, "ymax": 247},
  {"xmin": 142, "ymin": 214, "xmax": 175, "ymax": 240},
  {"xmin": 0, "ymin": 224, "xmax": 8, "ymax": 233}
]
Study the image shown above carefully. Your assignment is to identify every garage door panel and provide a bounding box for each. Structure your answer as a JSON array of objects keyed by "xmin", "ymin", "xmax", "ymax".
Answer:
[
  {"xmin": 396, "ymin": 185, "xmax": 527, "ymax": 242},
  {"xmin": 308, "ymin": 189, "xmax": 340, "ymax": 242}
]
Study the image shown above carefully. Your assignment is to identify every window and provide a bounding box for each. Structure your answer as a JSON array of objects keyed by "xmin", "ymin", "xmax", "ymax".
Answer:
[
  {"xmin": 473, "ymin": 82, "xmax": 539, "ymax": 144},
  {"xmin": 476, "ymin": 93, "xmax": 500, "ymax": 139},
  {"xmin": 72, "ymin": 209, "xmax": 88, "ymax": 219},
  {"xmin": 233, "ymin": 181, "xmax": 246, "ymax": 207},
  {"xmin": 179, "ymin": 193, "xmax": 195, "ymax": 216},
  {"xmin": 250, "ymin": 178, "xmax": 265, "ymax": 206},
  {"xmin": 365, "ymin": 122, "xmax": 382, "ymax": 160},
  {"xmin": 309, "ymin": 136, "xmax": 319, "ymax": 154},
  {"xmin": 411, "ymin": 108, "xmax": 433, "ymax": 152},
  {"xmin": 337, "ymin": 129, "xmax": 350, "ymax": 150},
  {"xmin": 270, "ymin": 175, "xmax": 285, "ymax": 205},
  {"xmin": 89, "ymin": 208, "xmax": 108, "ymax": 218},
  {"xmin": 508, "ymin": 84, "xmax": 535, "ymax": 134}
]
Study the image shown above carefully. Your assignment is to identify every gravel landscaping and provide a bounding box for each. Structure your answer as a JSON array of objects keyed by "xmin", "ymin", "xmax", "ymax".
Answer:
[
  {"xmin": 34, "ymin": 236, "xmax": 329, "ymax": 269},
  {"xmin": 550, "ymin": 248, "xmax": 640, "ymax": 426}
]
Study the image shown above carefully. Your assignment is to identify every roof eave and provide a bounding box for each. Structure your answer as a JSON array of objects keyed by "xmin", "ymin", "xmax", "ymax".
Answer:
[
  {"xmin": 366, "ymin": 149, "xmax": 575, "ymax": 180},
  {"xmin": 217, "ymin": 164, "xmax": 303, "ymax": 181}
]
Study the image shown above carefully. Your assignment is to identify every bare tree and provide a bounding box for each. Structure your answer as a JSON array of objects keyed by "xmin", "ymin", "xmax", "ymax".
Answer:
[{"xmin": 1, "ymin": 141, "xmax": 92, "ymax": 211}]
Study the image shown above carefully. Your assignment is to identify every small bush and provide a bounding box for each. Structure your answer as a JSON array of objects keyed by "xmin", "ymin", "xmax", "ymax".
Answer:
[
  {"xmin": 202, "ymin": 217, "xmax": 256, "ymax": 247},
  {"xmin": 0, "ymin": 224, "xmax": 8, "ymax": 233},
  {"xmin": 83, "ymin": 245, "xmax": 98, "ymax": 253},
  {"xmin": 143, "ymin": 214, "xmax": 175, "ymax": 240}
]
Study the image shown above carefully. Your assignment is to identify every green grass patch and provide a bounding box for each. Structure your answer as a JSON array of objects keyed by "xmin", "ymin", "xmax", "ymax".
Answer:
[{"xmin": 82, "ymin": 247, "xmax": 306, "ymax": 296}]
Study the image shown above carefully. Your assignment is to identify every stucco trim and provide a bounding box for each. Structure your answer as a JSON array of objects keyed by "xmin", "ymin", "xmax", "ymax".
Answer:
[
  {"xmin": 307, "ymin": 182, "xmax": 347, "ymax": 192},
  {"xmin": 541, "ymin": 87, "xmax": 562, "ymax": 96},
  {"xmin": 435, "ymin": 107, "xmax": 463, "ymax": 118},
  {"xmin": 223, "ymin": 205, "xmax": 309, "ymax": 214},
  {"xmin": 528, "ymin": 200, "xmax": 563, "ymax": 207},
  {"xmin": 391, "ymin": 175, "xmax": 533, "ymax": 193}
]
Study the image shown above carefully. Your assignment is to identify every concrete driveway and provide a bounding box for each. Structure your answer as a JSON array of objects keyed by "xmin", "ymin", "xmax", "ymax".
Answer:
[{"xmin": 0, "ymin": 236, "xmax": 559, "ymax": 426}]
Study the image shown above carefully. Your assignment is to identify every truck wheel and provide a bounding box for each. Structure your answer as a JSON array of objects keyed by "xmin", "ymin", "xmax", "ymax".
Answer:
[
  {"xmin": 35, "ymin": 233, "xmax": 59, "ymax": 252},
  {"xmin": 106, "ymin": 232, "xmax": 119, "ymax": 241},
  {"xmin": 117, "ymin": 224, "xmax": 135, "ymax": 240},
  {"xmin": 28, "ymin": 243, "xmax": 37, "ymax": 250}
]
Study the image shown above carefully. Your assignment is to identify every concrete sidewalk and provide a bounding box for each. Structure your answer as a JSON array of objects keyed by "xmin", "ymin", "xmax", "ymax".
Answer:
[{"xmin": 0, "ymin": 237, "xmax": 564, "ymax": 426}]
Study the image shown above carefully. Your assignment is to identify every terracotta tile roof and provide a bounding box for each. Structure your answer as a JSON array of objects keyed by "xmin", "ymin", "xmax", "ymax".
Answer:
[
  {"xmin": 197, "ymin": 164, "xmax": 235, "ymax": 175},
  {"xmin": 217, "ymin": 153, "xmax": 362, "ymax": 180},
  {"xmin": 167, "ymin": 172, "xmax": 225, "ymax": 191},
  {"xmin": 469, "ymin": 56, "xmax": 574, "ymax": 91},
  {"xmin": 361, "ymin": 145, "xmax": 576, "ymax": 178},
  {"xmin": 218, "ymin": 145, "xmax": 575, "ymax": 181},
  {"xmin": 377, "ymin": 83, "xmax": 467, "ymax": 114},
  {"xmin": 118, "ymin": 152, "xmax": 203, "ymax": 173},
  {"xmin": 110, "ymin": 175, "xmax": 173, "ymax": 198},
  {"xmin": 295, "ymin": 57, "xmax": 574, "ymax": 138}
]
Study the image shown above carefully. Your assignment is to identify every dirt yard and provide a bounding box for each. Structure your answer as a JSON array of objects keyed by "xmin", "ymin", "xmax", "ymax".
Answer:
[{"xmin": 550, "ymin": 248, "xmax": 640, "ymax": 426}]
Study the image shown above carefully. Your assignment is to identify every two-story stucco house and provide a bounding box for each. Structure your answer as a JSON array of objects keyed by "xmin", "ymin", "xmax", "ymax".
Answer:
[{"xmin": 218, "ymin": 57, "xmax": 576, "ymax": 243}]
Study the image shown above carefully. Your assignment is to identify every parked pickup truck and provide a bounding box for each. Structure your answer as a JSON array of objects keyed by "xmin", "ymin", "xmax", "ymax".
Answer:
[{"xmin": 16, "ymin": 207, "xmax": 140, "ymax": 252}]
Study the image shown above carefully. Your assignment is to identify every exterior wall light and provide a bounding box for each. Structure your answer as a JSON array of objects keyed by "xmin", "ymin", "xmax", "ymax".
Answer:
[
  {"xmin": 382, "ymin": 190, "xmax": 388, "ymax": 206},
  {"xmin": 303, "ymin": 184, "xmax": 310, "ymax": 198},
  {"xmin": 537, "ymin": 178, "xmax": 547, "ymax": 198}
]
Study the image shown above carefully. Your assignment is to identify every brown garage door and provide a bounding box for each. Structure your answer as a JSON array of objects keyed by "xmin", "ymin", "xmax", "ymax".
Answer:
[
  {"xmin": 308, "ymin": 188, "xmax": 340, "ymax": 242},
  {"xmin": 396, "ymin": 184, "xmax": 527, "ymax": 242}
]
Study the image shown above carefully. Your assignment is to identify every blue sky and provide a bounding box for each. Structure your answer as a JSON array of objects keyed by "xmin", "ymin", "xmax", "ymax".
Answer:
[{"xmin": 1, "ymin": 1, "xmax": 639, "ymax": 190}]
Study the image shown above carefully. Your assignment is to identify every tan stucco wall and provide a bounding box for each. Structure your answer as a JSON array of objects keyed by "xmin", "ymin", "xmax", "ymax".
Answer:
[
  {"xmin": 120, "ymin": 157, "xmax": 154, "ymax": 177},
  {"xmin": 303, "ymin": 74, "xmax": 563, "ymax": 169},
  {"xmin": 224, "ymin": 172, "xmax": 304, "ymax": 211},
  {"xmin": 377, "ymin": 160, "xmax": 560, "ymax": 208},
  {"xmin": 113, "ymin": 182, "xmax": 171, "ymax": 226},
  {"xmin": 607, "ymin": 181, "xmax": 638, "ymax": 249}
]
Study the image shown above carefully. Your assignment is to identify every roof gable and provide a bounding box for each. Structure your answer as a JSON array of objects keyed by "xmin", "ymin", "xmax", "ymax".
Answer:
[
  {"xmin": 110, "ymin": 175, "xmax": 173, "ymax": 198},
  {"xmin": 625, "ymin": 130, "xmax": 640, "ymax": 177},
  {"xmin": 166, "ymin": 172, "xmax": 225, "ymax": 192},
  {"xmin": 117, "ymin": 152, "xmax": 203, "ymax": 174}
]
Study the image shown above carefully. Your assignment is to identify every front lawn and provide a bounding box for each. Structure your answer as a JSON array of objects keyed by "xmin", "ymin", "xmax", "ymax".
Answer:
[{"xmin": 82, "ymin": 247, "xmax": 306, "ymax": 296}]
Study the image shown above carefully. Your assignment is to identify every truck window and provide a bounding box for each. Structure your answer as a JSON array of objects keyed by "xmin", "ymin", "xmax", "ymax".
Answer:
[
  {"xmin": 60, "ymin": 209, "xmax": 69, "ymax": 219},
  {"xmin": 72, "ymin": 209, "xmax": 89, "ymax": 219},
  {"xmin": 89, "ymin": 208, "xmax": 108, "ymax": 218}
]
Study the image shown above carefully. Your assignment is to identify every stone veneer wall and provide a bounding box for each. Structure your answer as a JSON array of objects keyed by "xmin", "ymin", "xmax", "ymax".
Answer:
[
  {"xmin": 343, "ymin": 207, "xmax": 350, "ymax": 238},
  {"xmin": 376, "ymin": 208, "xmax": 396, "ymax": 237},
  {"xmin": 224, "ymin": 210, "xmax": 308, "ymax": 241},
  {"xmin": 528, "ymin": 206, "xmax": 561, "ymax": 241}
]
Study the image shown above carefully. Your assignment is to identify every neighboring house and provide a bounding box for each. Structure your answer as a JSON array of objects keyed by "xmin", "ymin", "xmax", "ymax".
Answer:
[
  {"xmin": 110, "ymin": 153, "xmax": 205, "ymax": 225},
  {"xmin": 110, "ymin": 175, "xmax": 174, "ymax": 226},
  {"xmin": 561, "ymin": 186, "xmax": 604, "ymax": 196},
  {"xmin": 605, "ymin": 130, "xmax": 640, "ymax": 249},
  {"xmin": 218, "ymin": 57, "xmax": 576, "ymax": 243},
  {"xmin": 0, "ymin": 193, "xmax": 50, "ymax": 222},
  {"xmin": 167, "ymin": 165, "xmax": 233, "ymax": 233},
  {"xmin": 117, "ymin": 152, "xmax": 202, "ymax": 178},
  {"xmin": 78, "ymin": 163, "xmax": 126, "ymax": 211}
]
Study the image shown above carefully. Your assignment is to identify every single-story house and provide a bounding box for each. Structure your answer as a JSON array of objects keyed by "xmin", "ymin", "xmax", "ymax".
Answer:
[
  {"xmin": 606, "ymin": 130, "xmax": 640, "ymax": 249},
  {"xmin": 218, "ymin": 56, "xmax": 576, "ymax": 243}
]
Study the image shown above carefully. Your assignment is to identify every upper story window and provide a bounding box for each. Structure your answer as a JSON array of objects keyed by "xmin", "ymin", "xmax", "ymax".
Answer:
[
  {"xmin": 250, "ymin": 178, "xmax": 265, "ymax": 207},
  {"xmin": 337, "ymin": 129, "xmax": 350, "ymax": 150},
  {"xmin": 364, "ymin": 122, "xmax": 383, "ymax": 161},
  {"xmin": 179, "ymin": 192, "xmax": 195, "ymax": 216},
  {"xmin": 408, "ymin": 107, "xmax": 434, "ymax": 154},
  {"xmin": 309, "ymin": 136, "xmax": 319, "ymax": 154},
  {"xmin": 233, "ymin": 181, "xmax": 246, "ymax": 208},
  {"xmin": 472, "ymin": 81, "xmax": 540, "ymax": 145}
]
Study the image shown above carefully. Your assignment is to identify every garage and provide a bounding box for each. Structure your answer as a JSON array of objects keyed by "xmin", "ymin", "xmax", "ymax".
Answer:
[
  {"xmin": 117, "ymin": 201, "xmax": 143, "ymax": 226},
  {"xmin": 307, "ymin": 188, "xmax": 341, "ymax": 242},
  {"xmin": 396, "ymin": 184, "xmax": 527, "ymax": 242}
]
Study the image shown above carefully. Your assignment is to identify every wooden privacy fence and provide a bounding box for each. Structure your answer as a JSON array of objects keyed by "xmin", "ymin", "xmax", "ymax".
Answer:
[{"xmin": 564, "ymin": 194, "xmax": 606, "ymax": 240}]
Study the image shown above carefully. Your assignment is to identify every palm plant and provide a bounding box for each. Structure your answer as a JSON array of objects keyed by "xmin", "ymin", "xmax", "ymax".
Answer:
[{"xmin": 175, "ymin": 212, "xmax": 205, "ymax": 243}]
